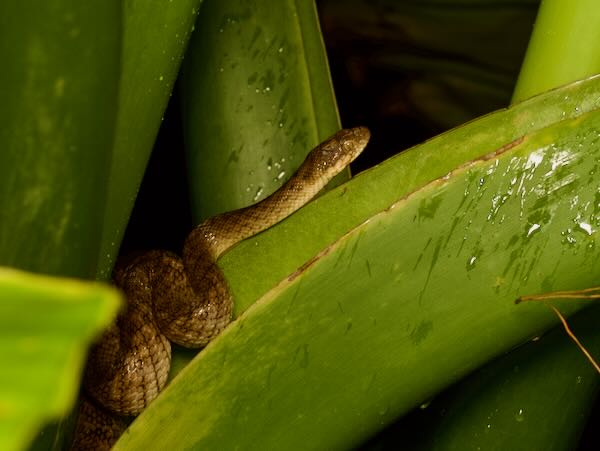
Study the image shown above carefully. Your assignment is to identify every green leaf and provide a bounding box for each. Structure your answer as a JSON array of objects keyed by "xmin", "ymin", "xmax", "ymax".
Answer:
[
  {"xmin": 228, "ymin": 74, "xmax": 600, "ymax": 315},
  {"xmin": 414, "ymin": 2, "xmax": 600, "ymax": 449},
  {"xmin": 0, "ymin": 268, "xmax": 120, "ymax": 451},
  {"xmin": 0, "ymin": 0, "xmax": 121, "ymax": 278},
  {"xmin": 513, "ymin": 0, "xmax": 600, "ymax": 102},
  {"xmin": 181, "ymin": 0, "xmax": 341, "ymax": 224},
  {"xmin": 0, "ymin": 2, "xmax": 121, "ymax": 449},
  {"xmin": 169, "ymin": 0, "xmax": 343, "ymax": 377},
  {"xmin": 96, "ymin": 0, "xmax": 204, "ymax": 279},
  {"xmin": 401, "ymin": 306, "xmax": 600, "ymax": 451},
  {"xmin": 114, "ymin": 76, "xmax": 600, "ymax": 450}
]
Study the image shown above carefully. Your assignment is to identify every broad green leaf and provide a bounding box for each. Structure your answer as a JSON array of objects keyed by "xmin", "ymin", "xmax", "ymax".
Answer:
[
  {"xmin": 399, "ymin": 305, "xmax": 600, "ymax": 451},
  {"xmin": 114, "ymin": 78, "xmax": 600, "ymax": 450},
  {"xmin": 228, "ymin": 74, "xmax": 600, "ymax": 315},
  {"xmin": 0, "ymin": 268, "xmax": 121, "ymax": 451},
  {"xmin": 417, "ymin": 1, "xmax": 600, "ymax": 449},
  {"xmin": 0, "ymin": 2, "xmax": 121, "ymax": 449},
  {"xmin": 181, "ymin": 0, "xmax": 341, "ymax": 224},
  {"xmin": 96, "ymin": 0, "xmax": 203, "ymax": 279},
  {"xmin": 0, "ymin": 0, "xmax": 121, "ymax": 279}
]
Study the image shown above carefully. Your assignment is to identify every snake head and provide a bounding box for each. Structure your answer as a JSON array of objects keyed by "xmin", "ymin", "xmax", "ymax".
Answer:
[{"xmin": 310, "ymin": 126, "xmax": 371, "ymax": 175}]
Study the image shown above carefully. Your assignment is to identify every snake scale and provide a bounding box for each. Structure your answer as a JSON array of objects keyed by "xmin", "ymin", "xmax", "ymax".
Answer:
[{"xmin": 71, "ymin": 127, "xmax": 370, "ymax": 449}]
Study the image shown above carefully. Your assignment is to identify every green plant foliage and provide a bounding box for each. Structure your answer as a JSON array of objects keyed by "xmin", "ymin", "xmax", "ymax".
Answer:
[
  {"xmin": 0, "ymin": 2, "xmax": 122, "ymax": 449},
  {"xmin": 0, "ymin": 0, "xmax": 121, "ymax": 278},
  {"xmin": 513, "ymin": 0, "xmax": 600, "ymax": 102},
  {"xmin": 226, "ymin": 75, "xmax": 600, "ymax": 315},
  {"xmin": 0, "ymin": 268, "xmax": 120, "ymax": 451},
  {"xmin": 410, "ymin": 1, "xmax": 600, "ymax": 448},
  {"xmin": 114, "ymin": 77, "xmax": 600, "ymax": 450},
  {"xmin": 181, "ymin": 0, "xmax": 342, "ymax": 223},
  {"xmin": 96, "ymin": 0, "xmax": 204, "ymax": 279},
  {"xmin": 4, "ymin": 0, "xmax": 600, "ymax": 449},
  {"xmin": 400, "ymin": 305, "xmax": 600, "ymax": 451}
]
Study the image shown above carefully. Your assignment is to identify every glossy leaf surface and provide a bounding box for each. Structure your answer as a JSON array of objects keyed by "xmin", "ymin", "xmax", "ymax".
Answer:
[{"xmin": 115, "ymin": 76, "xmax": 600, "ymax": 450}]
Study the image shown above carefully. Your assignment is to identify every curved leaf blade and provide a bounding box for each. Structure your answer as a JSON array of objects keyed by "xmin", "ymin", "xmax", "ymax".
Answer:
[
  {"xmin": 181, "ymin": 0, "xmax": 341, "ymax": 224},
  {"xmin": 228, "ymin": 74, "xmax": 600, "ymax": 314},
  {"xmin": 96, "ymin": 0, "xmax": 203, "ymax": 279},
  {"xmin": 0, "ymin": 0, "xmax": 121, "ymax": 279},
  {"xmin": 402, "ymin": 306, "xmax": 600, "ymax": 451},
  {"xmin": 0, "ymin": 269, "xmax": 120, "ymax": 451},
  {"xmin": 115, "ymin": 82, "xmax": 600, "ymax": 450}
]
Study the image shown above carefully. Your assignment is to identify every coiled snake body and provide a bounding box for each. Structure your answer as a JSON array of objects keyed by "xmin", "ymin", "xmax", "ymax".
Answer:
[{"xmin": 72, "ymin": 127, "xmax": 370, "ymax": 448}]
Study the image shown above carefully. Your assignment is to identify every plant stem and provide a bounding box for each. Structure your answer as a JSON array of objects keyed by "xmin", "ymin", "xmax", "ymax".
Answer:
[{"xmin": 512, "ymin": 0, "xmax": 600, "ymax": 103}]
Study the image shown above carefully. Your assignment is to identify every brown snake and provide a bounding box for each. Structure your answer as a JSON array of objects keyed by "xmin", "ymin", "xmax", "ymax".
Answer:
[{"xmin": 72, "ymin": 127, "xmax": 370, "ymax": 449}]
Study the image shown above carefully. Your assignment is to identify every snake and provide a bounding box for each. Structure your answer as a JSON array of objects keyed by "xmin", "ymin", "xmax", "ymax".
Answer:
[{"xmin": 71, "ymin": 126, "xmax": 370, "ymax": 449}]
